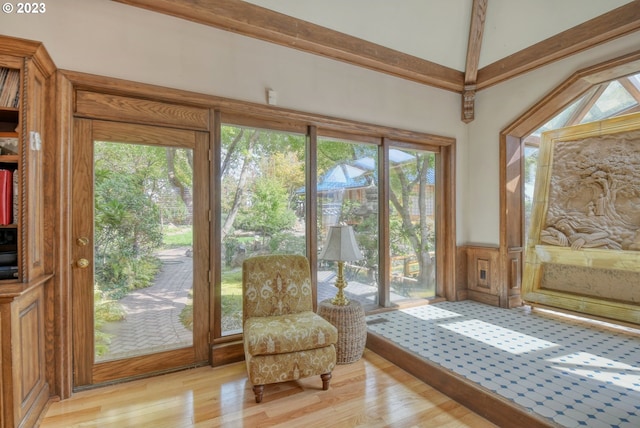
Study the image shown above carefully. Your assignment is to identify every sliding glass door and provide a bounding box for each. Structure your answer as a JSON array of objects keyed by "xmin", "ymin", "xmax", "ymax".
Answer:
[
  {"xmin": 388, "ymin": 146, "xmax": 437, "ymax": 303},
  {"xmin": 213, "ymin": 123, "xmax": 447, "ymax": 341},
  {"xmin": 218, "ymin": 124, "xmax": 307, "ymax": 336},
  {"xmin": 316, "ymin": 137, "xmax": 379, "ymax": 309}
]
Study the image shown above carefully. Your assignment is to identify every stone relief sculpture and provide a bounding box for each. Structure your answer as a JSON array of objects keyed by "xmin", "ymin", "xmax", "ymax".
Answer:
[
  {"xmin": 523, "ymin": 114, "xmax": 640, "ymax": 325},
  {"xmin": 540, "ymin": 130, "xmax": 640, "ymax": 252}
]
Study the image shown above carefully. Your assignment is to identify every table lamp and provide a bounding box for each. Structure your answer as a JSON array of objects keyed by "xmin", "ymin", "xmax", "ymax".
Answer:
[{"xmin": 320, "ymin": 224, "xmax": 363, "ymax": 306}]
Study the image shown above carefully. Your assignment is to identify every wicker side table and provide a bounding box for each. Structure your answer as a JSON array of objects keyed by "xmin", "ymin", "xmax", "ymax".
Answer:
[{"xmin": 317, "ymin": 299, "xmax": 367, "ymax": 364}]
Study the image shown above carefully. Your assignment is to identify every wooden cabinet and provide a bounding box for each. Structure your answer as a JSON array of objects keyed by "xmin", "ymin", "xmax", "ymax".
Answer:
[
  {"xmin": 0, "ymin": 42, "xmax": 53, "ymax": 284},
  {"xmin": 0, "ymin": 58, "xmax": 22, "ymax": 284},
  {"xmin": 0, "ymin": 37, "xmax": 56, "ymax": 427},
  {"xmin": 0, "ymin": 277, "xmax": 51, "ymax": 428}
]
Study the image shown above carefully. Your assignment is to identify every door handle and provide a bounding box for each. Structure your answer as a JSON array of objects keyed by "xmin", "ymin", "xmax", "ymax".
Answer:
[{"xmin": 77, "ymin": 258, "xmax": 90, "ymax": 268}]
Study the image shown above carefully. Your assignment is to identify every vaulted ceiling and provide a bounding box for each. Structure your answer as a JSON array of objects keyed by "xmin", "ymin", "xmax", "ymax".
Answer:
[{"xmin": 114, "ymin": 0, "xmax": 640, "ymax": 121}]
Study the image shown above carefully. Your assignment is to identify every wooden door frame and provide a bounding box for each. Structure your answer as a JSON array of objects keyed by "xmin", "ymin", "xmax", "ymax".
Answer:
[
  {"xmin": 70, "ymin": 118, "xmax": 210, "ymax": 387},
  {"xmin": 53, "ymin": 69, "xmax": 456, "ymax": 394}
]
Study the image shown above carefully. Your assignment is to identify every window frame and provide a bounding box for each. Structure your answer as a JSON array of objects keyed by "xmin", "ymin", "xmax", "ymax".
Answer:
[
  {"xmin": 499, "ymin": 50, "xmax": 640, "ymax": 308},
  {"xmin": 212, "ymin": 112, "xmax": 456, "ymax": 343}
]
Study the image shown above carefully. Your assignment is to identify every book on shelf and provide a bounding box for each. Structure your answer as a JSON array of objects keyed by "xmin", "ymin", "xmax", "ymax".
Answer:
[
  {"xmin": 0, "ymin": 68, "xmax": 20, "ymax": 108},
  {"xmin": 0, "ymin": 136, "xmax": 19, "ymax": 155},
  {"xmin": 12, "ymin": 168, "xmax": 18, "ymax": 224},
  {"xmin": 0, "ymin": 169, "xmax": 12, "ymax": 225}
]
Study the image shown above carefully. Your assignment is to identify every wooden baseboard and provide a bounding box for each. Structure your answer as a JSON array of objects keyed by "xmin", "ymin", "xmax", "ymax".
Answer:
[
  {"xmin": 468, "ymin": 289, "xmax": 501, "ymax": 306},
  {"xmin": 366, "ymin": 333, "xmax": 555, "ymax": 428},
  {"xmin": 211, "ymin": 340, "xmax": 244, "ymax": 367},
  {"xmin": 508, "ymin": 294, "xmax": 523, "ymax": 308}
]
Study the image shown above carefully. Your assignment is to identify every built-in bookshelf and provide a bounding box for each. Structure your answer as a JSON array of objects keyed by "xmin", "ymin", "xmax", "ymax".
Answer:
[
  {"xmin": 0, "ymin": 67, "xmax": 20, "ymax": 108},
  {"xmin": 0, "ymin": 37, "xmax": 56, "ymax": 428},
  {"xmin": 0, "ymin": 66, "xmax": 19, "ymax": 280}
]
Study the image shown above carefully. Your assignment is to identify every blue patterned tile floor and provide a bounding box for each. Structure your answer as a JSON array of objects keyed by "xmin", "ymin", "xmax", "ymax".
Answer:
[{"xmin": 366, "ymin": 301, "xmax": 640, "ymax": 428}]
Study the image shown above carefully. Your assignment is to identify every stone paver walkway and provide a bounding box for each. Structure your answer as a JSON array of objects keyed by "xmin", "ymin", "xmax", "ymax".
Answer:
[
  {"xmin": 97, "ymin": 247, "xmax": 193, "ymax": 362},
  {"xmin": 98, "ymin": 254, "xmax": 417, "ymax": 362}
]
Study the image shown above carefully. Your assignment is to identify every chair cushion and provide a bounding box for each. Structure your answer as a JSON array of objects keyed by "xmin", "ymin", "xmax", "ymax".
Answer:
[
  {"xmin": 243, "ymin": 255, "xmax": 313, "ymax": 317},
  {"xmin": 244, "ymin": 311, "xmax": 338, "ymax": 356}
]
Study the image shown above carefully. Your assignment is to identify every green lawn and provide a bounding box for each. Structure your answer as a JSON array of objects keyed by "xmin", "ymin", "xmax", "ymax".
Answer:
[
  {"xmin": 163, "ymin": 225, "xmax": 193, "ymax": 247},
  {"xmin": 221, "ymin": 268, "xmax": 243, "ymax": 331}
]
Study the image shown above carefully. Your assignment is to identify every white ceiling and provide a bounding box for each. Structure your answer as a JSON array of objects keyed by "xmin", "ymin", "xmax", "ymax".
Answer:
[{"xmin": 243, "ymin": 0, "xmax": 635, "ymax": 71}]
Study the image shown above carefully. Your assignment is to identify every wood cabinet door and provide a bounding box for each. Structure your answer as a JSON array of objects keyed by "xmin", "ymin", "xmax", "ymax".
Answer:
[
  {"xmin": 23, "ymin": 57, "xmax": 47, "ymax": 282},
  {"xmin": 11, "ymin": 284, "xmax": 48, "ymax": 426}
]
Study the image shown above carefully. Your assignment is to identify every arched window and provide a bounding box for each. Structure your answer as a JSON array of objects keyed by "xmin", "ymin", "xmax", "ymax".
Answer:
[
  {"xmin": 499, "ymin": 53, "xmax": 640, "ymax": 308},
  {"xmin": 524, "ymin": 72, "xmax": 640, "ymax": 239}
]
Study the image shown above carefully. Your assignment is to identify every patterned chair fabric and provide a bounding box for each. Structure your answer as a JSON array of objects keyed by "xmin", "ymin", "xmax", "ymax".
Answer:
[{"xmin": 242, "ymin": 254, "xmax": 338, "ymax": 403}]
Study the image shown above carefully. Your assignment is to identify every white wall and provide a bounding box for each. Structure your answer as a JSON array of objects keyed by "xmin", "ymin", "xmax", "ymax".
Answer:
[
  {"xmin": 2, "ymin": 0, "xmax": 639, "ymax": 246},
  {"xmin": 0, "ymin": 0, "xmax": 468, "ymax": 240},
  {"xmin": 0, "ymin": 0, "xmax": 462, "ymax": 131}
]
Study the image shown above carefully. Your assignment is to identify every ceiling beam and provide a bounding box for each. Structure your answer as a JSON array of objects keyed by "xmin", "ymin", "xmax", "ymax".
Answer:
[
  {"xmin": 476, "ymin": 0, "xmax": 640, "ymax": 90},
  {"xmin": 464, "ymin": 0, "xmax": 488, "ymax": 86},
  {"xmin": 112, "ymin": 0, "xmax": 465, "ymax": 92},
  {"xmin": 461, "ymin": 0, "xmax": 488, "ymax": 123}
]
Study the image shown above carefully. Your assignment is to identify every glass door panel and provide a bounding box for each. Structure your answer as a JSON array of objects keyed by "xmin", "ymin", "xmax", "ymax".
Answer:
[
  {"xmin": 524, "ymin": 145, "xmax": 539, "ymax": 244},
  {"xmin": 219, "ymin": 124, "xmax": 306, "ymax": 336},
  {"xmin": 93, "ymin": 141, "xmax": 194, "ymax": 361},
  {"xmin": 316, "ymin": 138, "xmax": 379, "ymax": 308},
  {"xmin": 388, "ymin": 147, "xmax": 437, "ymax": 303}
]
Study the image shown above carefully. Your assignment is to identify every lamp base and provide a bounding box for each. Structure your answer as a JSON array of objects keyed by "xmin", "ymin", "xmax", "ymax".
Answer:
[{"xmin": 331, "ymin": 261, "xmax": 349, "ymax": 306}]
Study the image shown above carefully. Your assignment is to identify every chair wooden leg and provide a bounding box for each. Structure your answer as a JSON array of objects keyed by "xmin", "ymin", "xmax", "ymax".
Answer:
[
  {"xmin": 321, "ymin": 372, "xmax": 332, "ymax": 390},
  {"xmin": 253, "ymin": 385, "xmax": 264, "ymax": 403}
]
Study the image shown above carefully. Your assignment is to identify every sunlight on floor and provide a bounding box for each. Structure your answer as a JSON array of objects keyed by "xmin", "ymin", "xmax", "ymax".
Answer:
[
  {"xmin": 440, "ymin": 319, "xmax": 558, "ymax": 354},
  {"xmin": 549, "ymin": 351, "xmax": 640, "ymax": 391},
  {"xmin": 366, "ymin": 300, "xmax": 640, "ymax": 427}
]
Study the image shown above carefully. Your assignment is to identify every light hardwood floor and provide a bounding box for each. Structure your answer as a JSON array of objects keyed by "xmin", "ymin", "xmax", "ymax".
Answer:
[{"xmin": 40, "ymin": 350, "xmax": 496, "ymax": 427}]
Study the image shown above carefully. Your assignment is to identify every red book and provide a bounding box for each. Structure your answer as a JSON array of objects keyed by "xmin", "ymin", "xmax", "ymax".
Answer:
[{"xmin": 0, "ymin": 169, "xmax": 12, "ymax": 225}]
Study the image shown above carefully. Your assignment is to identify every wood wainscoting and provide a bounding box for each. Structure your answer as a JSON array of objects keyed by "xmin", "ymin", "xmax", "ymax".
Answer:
[
  {"xmin": 457, "ymin": 245, "xmax": 523, "ymax": 309},
  {"xmin": 466, "ymin": 245, "xmax": 500, "ymax": 306}
]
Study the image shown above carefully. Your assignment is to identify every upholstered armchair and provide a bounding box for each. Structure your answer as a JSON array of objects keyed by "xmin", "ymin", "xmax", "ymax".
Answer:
[{"xmin": 242, "ymin": 254, "xmax": 338, "ymax": 403}]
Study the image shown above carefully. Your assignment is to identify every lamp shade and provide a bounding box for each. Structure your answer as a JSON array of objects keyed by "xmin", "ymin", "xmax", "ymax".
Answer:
[{"xmin": 319, "ymin": 225, "xmax": 363, "ymax": 262}]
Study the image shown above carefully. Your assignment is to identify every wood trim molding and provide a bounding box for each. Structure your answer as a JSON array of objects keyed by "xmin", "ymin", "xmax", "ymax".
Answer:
[
  {"xmin": 379, "ymin": 139, "xmax": 391, "ymax": 307},
  {"xmin": 307, "ymin": 125, "xmax": 319, "ymax": 308},
  {"xmin": 477, "ymin": 0, "xmax": 640, "ymax": 90},
  {"xmin": 502, "ymin": 50, "xmax": 640, "ymax": 137},
  {"xmin": 0, "ymin": 36, "xmax": 56, "ymax": 77},
  {"xmin": 112, "ymin": 0, "xmax": 640, "ymax": 97},
  {"xmin": 74, "ymin": 90, "xmax": 210, "ymax": 131},
  {"xmin": 440, "ymin": 143, "xmax": 457, "ymax": 301},
  {"xmin": 211, "ymin": 109, "xmax": 222, "ymax": 341},
  {"xmin": 112, "ymin": 0, "xmax": 464, "ymax": 93},
  {"xmin": 51, "ymin": 71, "xmax": 74, "ymax": 400},
  {"xmin": 60, "ymin": 69, "xmax": 454, "ymax": 146}
]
